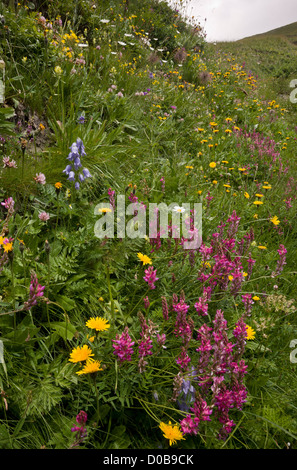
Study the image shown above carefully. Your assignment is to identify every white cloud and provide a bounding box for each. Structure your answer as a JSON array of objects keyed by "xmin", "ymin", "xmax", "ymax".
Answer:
[{"xmin": 171, "ymin": 0, "xmax": 297, "ymax": 42}]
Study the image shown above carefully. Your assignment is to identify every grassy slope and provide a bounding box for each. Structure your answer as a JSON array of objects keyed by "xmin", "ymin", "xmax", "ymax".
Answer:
[{"xmin": 0, "ymin": 1, "xmax": 297, "ymax": 450}]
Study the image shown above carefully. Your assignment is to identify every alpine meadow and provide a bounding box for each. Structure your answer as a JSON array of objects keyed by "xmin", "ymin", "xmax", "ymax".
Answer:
[{"xmin": 0, "ymin": 0, "xmax": 297, "ymax": 450}]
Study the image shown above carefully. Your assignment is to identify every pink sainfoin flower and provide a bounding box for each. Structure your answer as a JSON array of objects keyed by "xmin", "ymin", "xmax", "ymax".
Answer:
[
  {"xmin": 34, "ymin": 172, "xmax": 46, "ymax": 185},
  {"xmin": 1, "ymin": 197, "xmax": 14, "ymax": 213},
  {"xmin": 112, "ymin": 326, "xmax": 135, "ymax": 363},
  {"xmin": 241, "ymin": 293, "xmax": 254, "ymax": 317},
  {"xmin": 108, "ymin": 187, "xmax": 115, "ymax": 210},
  {"xmin": 161, "ymin": 296, "xmax": 169, "ymax": 321},
  {"xmin": 70, "ymin": 410, "xmax": 88, "ymax": 448},
  {"xmin": 176, "ymin": 347, "xmax": 191, "ymax": 370},
  {"xmin": 38, "ymin": 211, "xmax": 50, "ymax": 221},
  {"xmin": 143, "ymin": 265, "xmax": 159, "ymax": 289},
  {"xmin": 143, "ymin": 296, "xmax": 150, "ymax": 309},
  {"xmin": 3, "ymin": 156, "xmax": 17, "ymax": 168},
  {"xmin": 194, "ymin": 288, "xmax": 209, "ymax": 316},
  {"xmin": 271, "ymin": 244, "xmax": 287, "ymax": 277},
  {"xmin": 24, "ymin": 273, "xmax": 45, "ymax": 310}
]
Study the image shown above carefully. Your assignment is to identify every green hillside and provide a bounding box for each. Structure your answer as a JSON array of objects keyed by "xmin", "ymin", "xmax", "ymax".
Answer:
[{"xmin": 0, "ymin": 0, "xmax": 297, "ymax": 451}]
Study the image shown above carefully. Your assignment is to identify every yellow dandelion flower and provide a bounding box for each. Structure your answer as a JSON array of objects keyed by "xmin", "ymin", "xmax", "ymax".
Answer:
[
  {"xmin": 253, "ymin": 214, "xmax": 258, "ymax": 219},
  {"xmin": 246, "ymin": 325, "xmax": 256, "ymax": 340},
  {"xmin": 137, "ymin": 252, "xmax": 152, "ymax": 265},
  {"xmin": 209, "ymin": 162, "xmax": 216, "ymax": 169},
  {"xmin": 159, "ymin": 421, "xmax": 185, "ymax": 446},
  {"xmin": 212, "ymin": 180, "xmax": 218, "ymax": 184},
  {"xmin": 255, "ymin": 193, "xmax": 263, "ymax": 197},
  {"xmin": 257, "ymin": 245, "xmax": 267, "ymax": 250},
  {"xmin": 86, "ymin": 317, "xmax": 110, "ymax": 332},
  {"xmin": 244, "ymin": 192, "xmax": 250, "ymax": 199},
  {"xmin": 270, "ymin": 216, "xmax": 280, "ymax": 226},
  {"xmin": 3, "ymin": 241, "xmax": 13, "ymax": 253},
  {"xmin": 76, "ymin": 360, "xmax": 103, "ymax": 375},
  {"xmin": 253, "ymin": 201, "xmax": 263, "ymax": 205},
  {"xmin": 98, "ymin": 207, "xmax": 112, "ymax": 214},
  {"xmin": 228, "ymin": 275, "xmax": 234, "ymax": 281},
  {"xmin": 252, "ymin": 296, "xmax": 260, "ymax": 301},
  {"xmin": 55, "ymin": 182, "xmax": 62, "ymax": 189},
  {"xmin": 69, "ymin": 345, "xmax": 94, "ymax": 363}
]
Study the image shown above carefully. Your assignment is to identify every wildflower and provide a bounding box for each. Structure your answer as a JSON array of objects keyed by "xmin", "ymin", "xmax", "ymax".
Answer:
[
  {"xmin": 173, "ymin": 205, "xmax": 185, "ymax": 213},
  {"xmin": 70, "ymin": 411, "xmax": 88, "ymax": 448},
  {"xmin": 34, "ymin": 173, "xmax": 46, "ymax": 185},
  {"xmin": 55, "ymin": 182, "xmax": 62, "ymax": 189},
  {"xmin": 253, "ymin": 201, "xmax": 263, "ymax": 205},
  {"xmin": 3, "ymin": 156, "xmax": 17, "ymax": 168},
  {"xmin": 271, "ymin": 244, "xmax": 287, "ymax": 277},
  {"xmin": 3, "ymin": 239, "xmax": 13, "ymax": 253},
  {"xmin": 85, "ymin": 317, "xmax": 110, "ymax": 332},
  {"xmin": 252, "ymin": 296, "xmax": 260, "ymax": 301},
  {"xmin": 24, "ymin": 273, "xmax": 45, "ymax": 310},
  {"xmin": 270, "ymin": 215, "xmax": 280, "ymax": 226},
  {"xmin": 246, "ymin": 325, "xmax": 256, "ymax": 340},
  {"xmin": 209, "ymin": 162, "xmax": 216, "ymax": 168},
  {"xmin": 38, "ymin": 212, "xmax": 50, "ymax": 222},
  {"xmin": 39, "ymin": 123, "xmax": 45, "ymax": 131},
  {"xmin": 69, "ymin": 345, "xmax": 94, "ymax": 363},
  {"xmin": 159, "ymin": 421, "xmax": 185, "ymax": 446},
  {"xmin": 244, "ymin": 192, "xmax": 249, "ymax": 199},
  {"xmin": 143, "ymin": 266, "xmax": 159, "ymax": 289},
  {"xmin": 54, "ymin": 65, "xmax": 62, "ymax": 75},
  {"xmin": 257, "ymin": 245, "xmax": 267, "ymax": 250},
  {"xmin": 1, "ymin": 197, "xmax": 15, "ymax": 213},
  {"xmin": 137, "ymin": 252, "xmax": 152, "ymax": 265},
  {"xmin": 98, "ymin": 207, "xmax": 112, "ymax": 214},
  {"xmin": 22, "ymin": 57, "xmax": 27, "ymax": 63},
  {"xmin": 76, "ymin": 360, "xmax": 103, "ymax": 375},
  {"xmin": 112, "ymin": 326, "xmax": 135, "ymax": 363}
]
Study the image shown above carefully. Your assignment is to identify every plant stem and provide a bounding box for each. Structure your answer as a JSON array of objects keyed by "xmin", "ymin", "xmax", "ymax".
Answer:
[{"xmin": 106, "ymin": 264, "xmax": 115, "ymax": 322}]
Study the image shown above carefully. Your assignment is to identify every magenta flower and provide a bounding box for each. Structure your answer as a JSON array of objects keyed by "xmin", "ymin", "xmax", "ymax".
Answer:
[
  {"xmin": 24, "ymin": 273, "xmax": 45, "ymax": 310},
  {"xmin": 1, "ymin": 197, "xmax": 15, "ymax": 213},
  {"xmin": 143, "ymin": 265, "xmax": 159, "ymax": 289},
  {"xmin": 112, "ymin": 326, "xmax": 135, "ymax": 363}
]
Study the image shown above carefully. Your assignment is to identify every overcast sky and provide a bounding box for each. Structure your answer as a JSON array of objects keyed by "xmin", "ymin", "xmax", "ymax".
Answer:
[{"xmin": 170, "ymin": 0, "xmax": 297, "ymax": 42}]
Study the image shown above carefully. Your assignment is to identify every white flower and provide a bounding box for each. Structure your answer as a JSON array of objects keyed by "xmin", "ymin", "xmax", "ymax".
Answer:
[
  {"xmin": 117, "ymin": 41, "xmax": 127, "ymax": 46},
  {"xmin": 100, "ymin": 19, "xmax": 110, "ymax": 23},
  {"xmin": 77, "ymin": 43, "xmax": 88, "ymax": 48},
  {"xmin": 173, "ymin": 206, "xmax": 185, "ymax": 213}
]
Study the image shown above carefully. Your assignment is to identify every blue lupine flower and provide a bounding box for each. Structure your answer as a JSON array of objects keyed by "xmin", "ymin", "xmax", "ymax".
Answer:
[
  {"xmin": 79, "ymin": 173, "xmax": 85, "ymax": 182},
  {"xmin": 75, "ymin": 182, "xmax": 80, "ymax": 190}
]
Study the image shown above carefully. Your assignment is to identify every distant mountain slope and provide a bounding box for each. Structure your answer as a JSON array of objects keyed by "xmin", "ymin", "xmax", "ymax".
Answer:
[{"xmin": 241, "ymin": 21, "xmax": 297, "ymax": 44}]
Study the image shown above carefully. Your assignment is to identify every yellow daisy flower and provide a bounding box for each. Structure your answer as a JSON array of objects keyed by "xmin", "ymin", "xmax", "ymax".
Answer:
[
  {"xmin": 159, "ymin": 421, "xmax": 185, "ymax": 446},
  {"xmin": 86, "ymin": 317, "xmax": 110, "ymax": 332},
  {"xmin": 270, "ymin": 215, "xmax": 280, "ymax": 226},
  {"xmin": 69, "ymin": 345, "xmax": 94, "ymax": 363},
  {"xmin": 137, "ymin": 252, "xmax": 152, "ymax": 265},
  {"xmin": 246, "ymin": 325, "xmax": 256, "ymax": 340},
  {"xmin": 209, "ymin": 162, "xmax": 216, "ymax": 169},
  {"xmin": 76, "ymin": 360, "xmax": 103, "ymax": 375}
]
